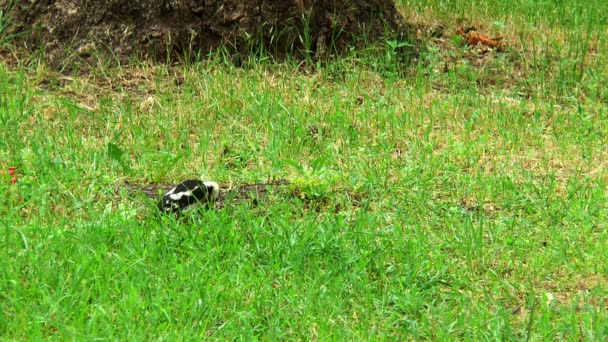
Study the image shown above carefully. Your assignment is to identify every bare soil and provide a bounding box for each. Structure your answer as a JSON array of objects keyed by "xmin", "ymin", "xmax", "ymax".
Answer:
[
  {"xmin": 4, "ymin": 0, "xmax": 414, "ymax": 69},
  {"xmin": 122, "ymin": 179, "xmax": 291, "ymax": 210}
]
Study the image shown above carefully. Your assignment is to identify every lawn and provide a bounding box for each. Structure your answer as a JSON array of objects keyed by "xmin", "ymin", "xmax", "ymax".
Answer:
[{"xmin": 1, "ymin": 0, "xmax": 607, "ymax": 339}]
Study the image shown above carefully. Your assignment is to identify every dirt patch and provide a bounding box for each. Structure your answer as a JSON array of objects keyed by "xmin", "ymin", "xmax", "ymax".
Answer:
[
  {"xmin": 4, "ymin": 0, "xmax": 415, "ymax": 69},
  {"xmin": 122, "ymin": 179, "xmax": 291, "ymax": 210}
]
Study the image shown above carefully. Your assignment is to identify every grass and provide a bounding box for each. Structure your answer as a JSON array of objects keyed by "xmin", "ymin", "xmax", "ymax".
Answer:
[{"xmin": 1, "ymin": 0, "xmax": 608, "ymax": 339}]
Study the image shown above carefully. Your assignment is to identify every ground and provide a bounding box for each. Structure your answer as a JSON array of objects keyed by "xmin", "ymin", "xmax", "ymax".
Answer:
[
  {"xmin": 1, "ymin": 0, "xmax": 607, "ymax": 340},
  {"xmin": 5, "ymin": 0, "xmax": 409, "ymax": 69}
]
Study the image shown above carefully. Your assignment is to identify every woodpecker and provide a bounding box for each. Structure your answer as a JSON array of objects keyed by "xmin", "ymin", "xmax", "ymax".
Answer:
[{"xmin": 157, "ymin": 179, "xmax": 220, "ymax": 214}]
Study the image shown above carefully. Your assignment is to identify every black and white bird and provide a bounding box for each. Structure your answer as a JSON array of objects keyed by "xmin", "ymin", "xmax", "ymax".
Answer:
[{"xmin": 157, "ymin": 179, "xmax": 220, "ymax": 214}]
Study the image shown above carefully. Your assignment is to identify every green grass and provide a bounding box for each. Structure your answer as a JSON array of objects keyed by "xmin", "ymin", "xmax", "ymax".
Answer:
[{"xmin": 1, "ymin": 0, "xmax": 608, "ymax": 339}]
